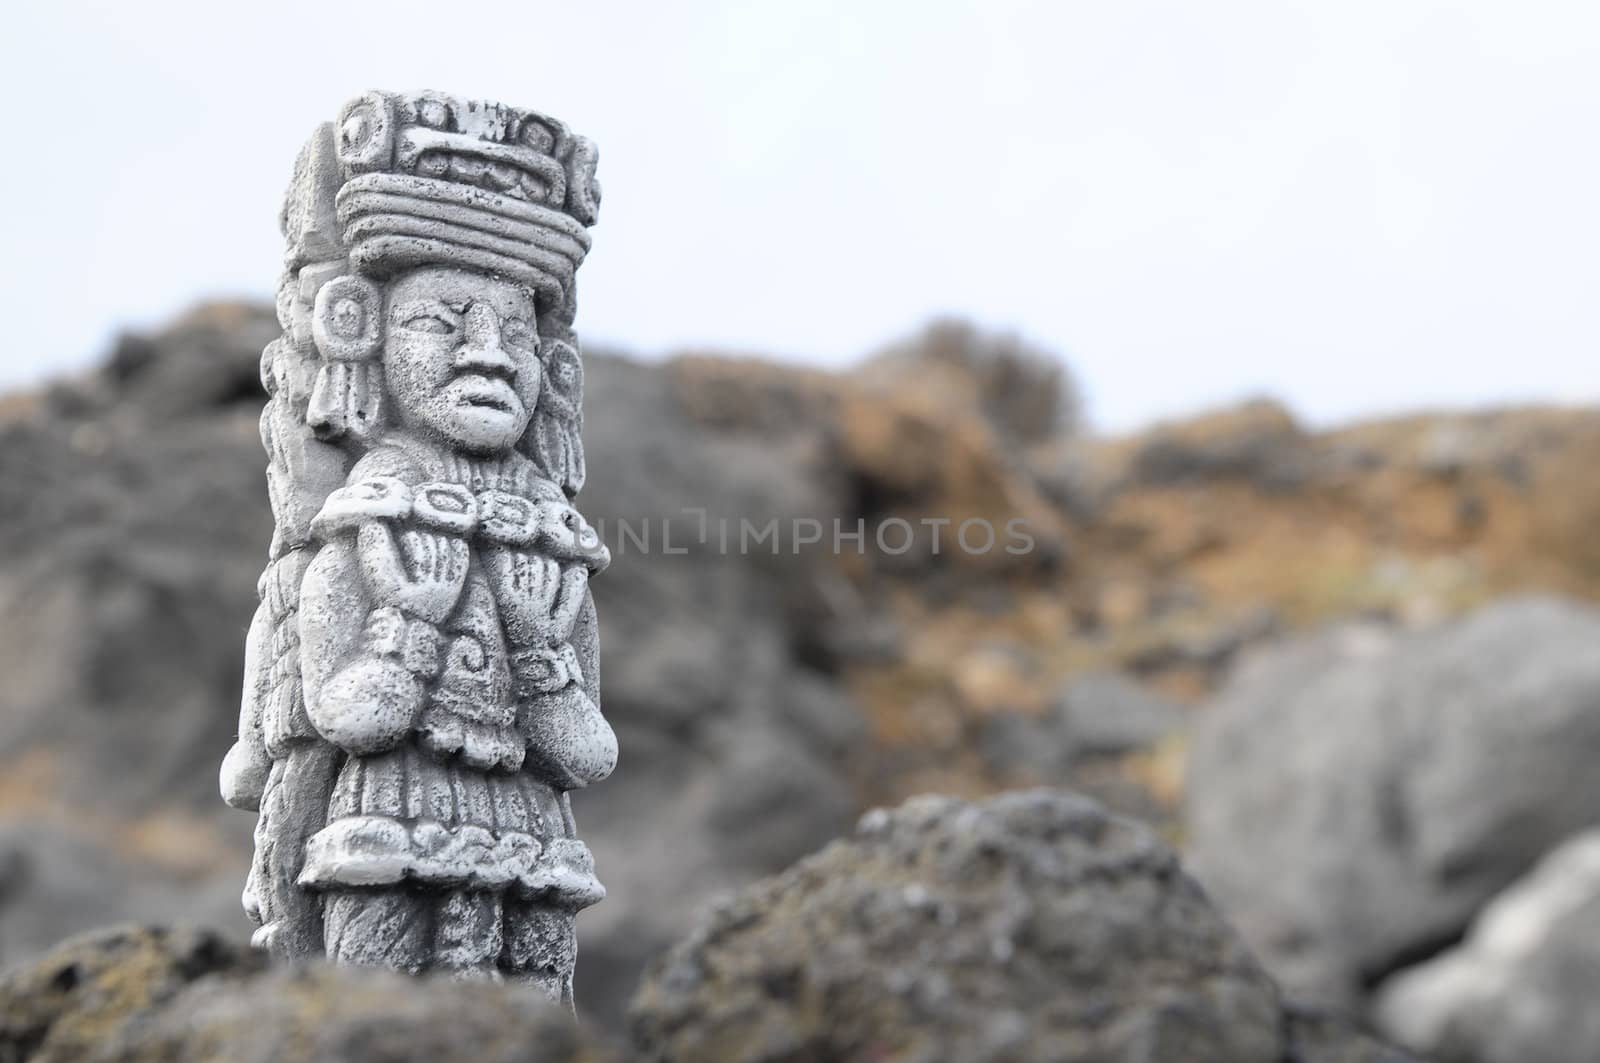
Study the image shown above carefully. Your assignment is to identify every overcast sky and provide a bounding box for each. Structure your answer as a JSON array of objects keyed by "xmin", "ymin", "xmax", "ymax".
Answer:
[{"xmin": 3, "ymin": 0, "xmax": 1597, "ymax": 430}]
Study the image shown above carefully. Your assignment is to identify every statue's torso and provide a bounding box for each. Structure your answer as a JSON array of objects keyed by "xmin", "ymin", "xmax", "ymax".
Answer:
[{"xmin": 297, "ymin": 434, "xmax": 605, "ymax": 910}]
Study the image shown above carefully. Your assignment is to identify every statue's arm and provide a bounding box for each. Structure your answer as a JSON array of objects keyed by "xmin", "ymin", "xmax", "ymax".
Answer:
[
  {"xmin": 494, "ymin": 558, "xmax": 615, "ymax": 791},
  {"xmin": 297, "ymin": 538, "xmax": 390, "ymax": 753},
  {"xmin": 219, "ymin": 598, "xmax": 274, "ymax": 810},
  {"xmin": 298, "ymin": 467, "xmax": 472, "ymax": 756}
]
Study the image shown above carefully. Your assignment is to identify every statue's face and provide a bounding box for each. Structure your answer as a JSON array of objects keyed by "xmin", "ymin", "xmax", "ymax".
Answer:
[{"xmin": 383, "ymin": 267, "xmax": 541, "ymax": 453}]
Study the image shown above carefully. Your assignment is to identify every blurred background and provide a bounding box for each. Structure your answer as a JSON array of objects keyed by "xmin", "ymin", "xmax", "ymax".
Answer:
[{"xmin": 3, "ymin": 1, "xmax": 1600, "ymax": 1059}]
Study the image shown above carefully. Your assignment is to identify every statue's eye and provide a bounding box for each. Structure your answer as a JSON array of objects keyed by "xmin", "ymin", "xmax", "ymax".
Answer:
[
  {"xmin": 403, "ymin": 313, "xmax": 456, "ymax": 335},
  {"xmin": 502, "ymin": 318, "xmax": 536, "ymax": 348}
]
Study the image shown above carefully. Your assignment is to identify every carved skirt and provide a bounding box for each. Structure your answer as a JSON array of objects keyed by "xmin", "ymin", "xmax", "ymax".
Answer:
[{"xmin": 298, "ymin": 740, "xmax": 603, "ymax": 911}]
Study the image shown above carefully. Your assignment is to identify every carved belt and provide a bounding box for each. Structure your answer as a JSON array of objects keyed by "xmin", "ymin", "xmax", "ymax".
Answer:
[{"xmin": 310, "ymin": 476, "xmax": 608, "ymax": 570}]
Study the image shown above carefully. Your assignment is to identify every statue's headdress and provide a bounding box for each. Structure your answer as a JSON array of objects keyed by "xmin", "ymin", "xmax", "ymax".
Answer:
[{"xmin": 271, "ymin": 90, "xmax": 600, "ymax": 494}]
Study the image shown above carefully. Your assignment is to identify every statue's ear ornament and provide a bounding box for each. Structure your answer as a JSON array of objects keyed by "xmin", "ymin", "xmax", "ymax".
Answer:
[
  {"xmin": 336, "ymin": 92, "xmax": 398, "ymax": 175},
  {"xmin": 312, "ymin": 276, "xmax": 383, "ymax": 361},
  {"xmin": 562, "ymin": 136, "xmax": 601, "ymax": 227},
  {"xmin": 307, "ymin": 274, "xmax": 385, "ymax": 443}
]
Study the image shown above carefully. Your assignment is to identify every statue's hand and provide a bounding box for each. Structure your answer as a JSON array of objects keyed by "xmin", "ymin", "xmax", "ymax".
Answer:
[
  {"xmin": 219, "ymin": 738, "xmax": 270, "ymax": 811},
  {"xmin": 311, "ymin": 656, "xmax": 421, "ymax": 755},
  {"xmin": 481, "ymin": 546, "xmax": 562, "ymax": 647},
  {"xmin": 357, "ymin": 523, "xmax": 470, "ymax": 625},
  {"xmin": 520, "ymin": 685, "xmax": 617, "ymax": 790},
  {"xmin": 307, "ymin": 606, "xmax": 440, "ymax": 755}
]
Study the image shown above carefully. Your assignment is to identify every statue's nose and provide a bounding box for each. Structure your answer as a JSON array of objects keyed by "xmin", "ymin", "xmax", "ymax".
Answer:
[{"xmin": 455, "ymin": 304, "xmax": 515, "ymax": 375}]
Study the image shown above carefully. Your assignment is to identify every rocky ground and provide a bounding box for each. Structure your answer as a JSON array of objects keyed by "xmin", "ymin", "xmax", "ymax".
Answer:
[
  {"xmin": 4, "ymin": 305, "xmax": 1600, "ymax": 1058},
  {"xmin": 3, "ymin": 793, "xmax": 1411, "ymax": 1063}
]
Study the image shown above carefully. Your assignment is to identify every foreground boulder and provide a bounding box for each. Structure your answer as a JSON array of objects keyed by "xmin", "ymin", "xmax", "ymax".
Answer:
[
  {"xmin": 1376, "ymin": 830, "xmax": 1600, "ymax": 1063},
  {"xmin": 1187, "ymin": 598, "xmax": 1600, "ymax": 1006},
  {"xmin": 0, "ymin": 925, "xmax": 616, "ymax": 1063},
  {"xmin": 0, "ymin": 926, "xmax": 258, "ymax": 1063},
  {"xmin": 630, "ymin": 790, "xmax": 1408, "ymax": 1062},
  {"xmin": 2, "ymin": 795, "xmax": 1415, "ymax": 1062}
]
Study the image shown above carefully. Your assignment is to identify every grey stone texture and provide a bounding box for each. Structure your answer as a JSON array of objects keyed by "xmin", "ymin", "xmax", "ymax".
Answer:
[
  {"xmin": 1187, "ymin": 597, "xmax": 1600, "ymax": 1007},
  {"xmin": 1376, "ymin": 829, "xmax": 1600, "ymax": 1063},
  {"xmin": 0, "ymin": 925, "xmax": 617, "ymax": 1063},
  {"xmin": 219, "ymin": 90, "xmax": 613, "ymax": 999},
  {"xmin": 629, "ymin": 790, "xmax": 1407, "ymax": 1063},
  {"xmin": 0, "ymin": 796, "xmax": 1419, "ymax": 1062},
  {"xmin": 0, "ymin": 925, "xmax": 262, "ymax": 1063}
]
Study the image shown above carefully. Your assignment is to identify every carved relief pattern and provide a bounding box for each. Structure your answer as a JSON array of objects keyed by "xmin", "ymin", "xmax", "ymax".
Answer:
[{"xmin": 220, "ymin": 91, "xmax": 612, "ymax": 1004}]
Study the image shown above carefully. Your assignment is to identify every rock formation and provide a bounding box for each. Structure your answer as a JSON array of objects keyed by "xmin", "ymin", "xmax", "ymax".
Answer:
[
  {"xmin": 1376, "ymin": 830, "xmax": 1600, "ymax": 1062},
  {"xmin": 630, "ymin": 790, "xmax": 1410, "ymax": 1062},
  {"xmin": 2, "ymin": 794, "xmax": 1414, "ymax": 1063},
  {"xmin": 0, "ymin": 925, "xmax": 615, "ymax": 1063},
  {"xmin": 1187, "ymin": 598, "xmax": 1600, "ymax": 1006},
  {"xmin": 10, "ymin": 297, "xmax": 1600, "ymax": 1046}
]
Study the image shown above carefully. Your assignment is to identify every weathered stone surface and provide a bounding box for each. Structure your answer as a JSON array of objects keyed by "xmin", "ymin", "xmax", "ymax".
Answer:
[
  {"xmin": 630, "ymin": 790, "xmax": 1290, "ymax": 1063},
  {"xmin": 0, "ymin": 925, "xmax": 261, "ymax": 1063},
  {"xmin": 1375, "ymin": 830, "xmax": 1600, "ymax": 1063},
  {"xmin": 0, "ymin": 924, "xmax": 617, "ymax": 1063},
  {"xmin": 0, "ymin": 868, "xmax": 1415, "ymax": 1062},
  {"xmin": 220, "ymin": 90, "xmax": 613, "ymax": 999},
  {"xmin": 1187, "ymin": 598, "xmax": 1600, "ymax": 1006},
  {"xmin": 90, "ymin": 965, "xmax": 618, "ymax": 1063}
]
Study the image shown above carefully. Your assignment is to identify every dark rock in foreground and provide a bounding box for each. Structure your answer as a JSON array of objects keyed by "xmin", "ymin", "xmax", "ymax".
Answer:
[
  {"xmin": 630, "ymin": 790, "xmax": 1409, "ymax": 1063},
  {"xmin": 0, "ymin": 925, "xmax": 616, "ymax": 1063},
  {"xmin": 0, "ymin": 926, "xmax": 262, "ymax": 1063},
  {"xmin": 1, "ymin": 793, "xmax": 1413, "ymax": 1062}
]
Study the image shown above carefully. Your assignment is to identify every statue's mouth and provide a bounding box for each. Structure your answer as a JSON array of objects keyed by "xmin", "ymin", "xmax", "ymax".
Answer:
[{"xmin": 452, "ymin": 377, "xmax": 520, "ymax": 416}]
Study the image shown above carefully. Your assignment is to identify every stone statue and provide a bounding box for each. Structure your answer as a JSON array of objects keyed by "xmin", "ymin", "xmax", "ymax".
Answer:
[{"xmin": 219, "ymin": 90, "xmax": 615, "ymax": 1004}]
